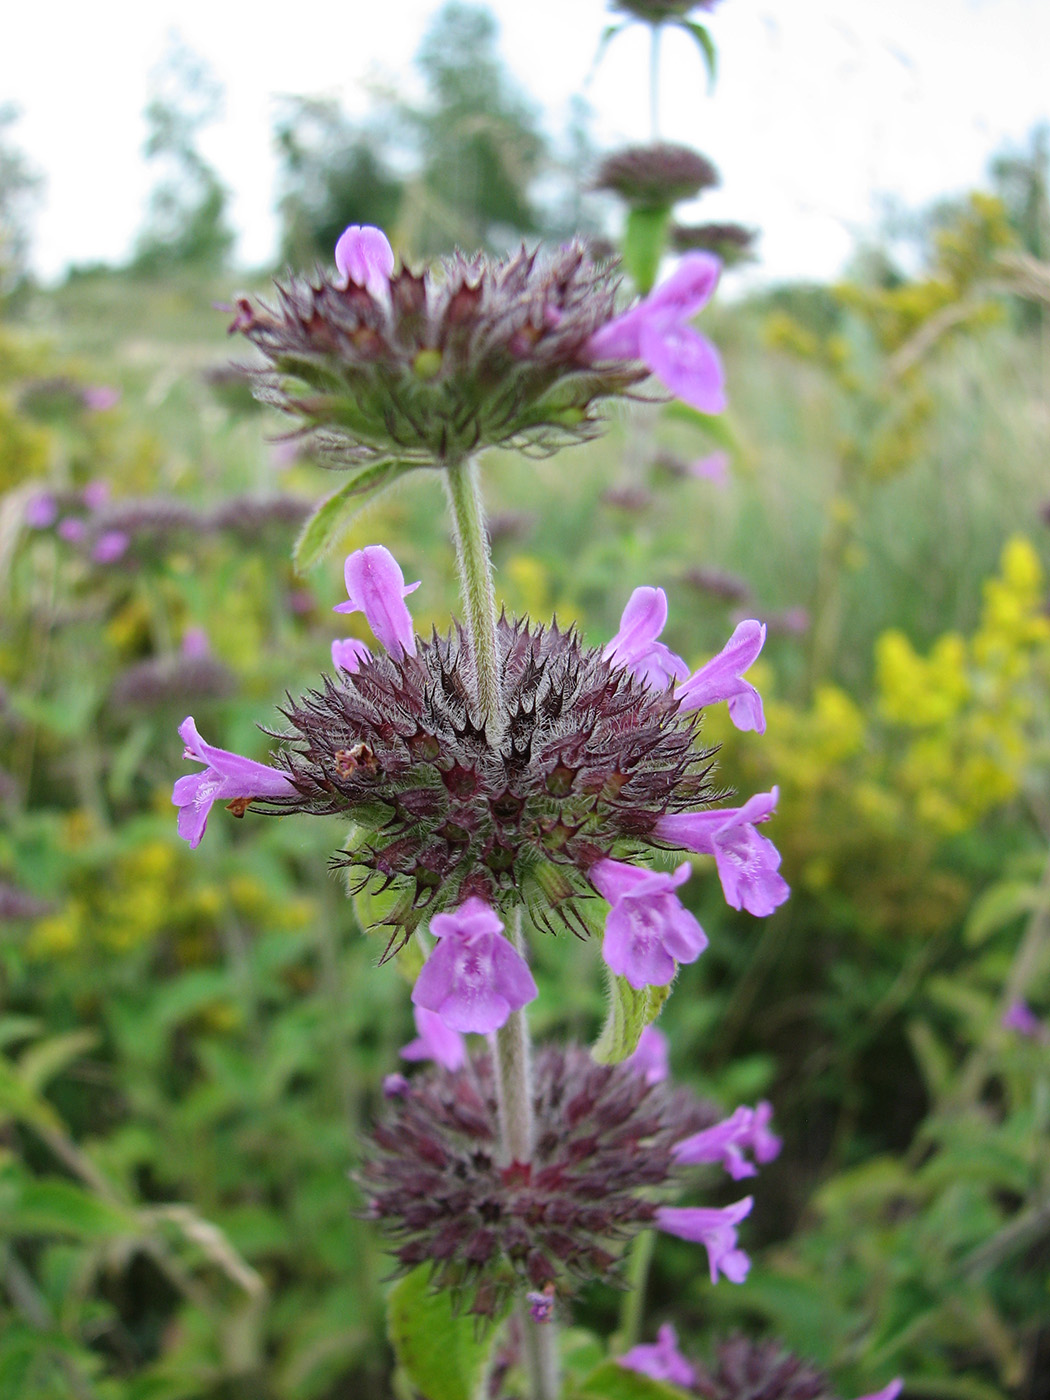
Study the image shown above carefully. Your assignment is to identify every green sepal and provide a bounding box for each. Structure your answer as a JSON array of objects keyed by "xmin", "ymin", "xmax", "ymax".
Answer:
[
  {"xmin": 294, "ymin": 459, "xmax": 416, "ymax": 574},
  {"xmin": 572, "ymin": 1358, "xmax": 694, "ymax": 1400},
  {"xmin": 592, "ymin": 971, "xmax": 671, "ymax": 1064},
  {"xmin": 387, "ymin": 1265, "xmax": 508, "ymax": 1400},
  {"xmin": 677, "ymin": 19, "xmax": 717, "ymax": 89},
  {"xmin": 624, "ymin": 206, "xmax": 672, "ymax": 296}
]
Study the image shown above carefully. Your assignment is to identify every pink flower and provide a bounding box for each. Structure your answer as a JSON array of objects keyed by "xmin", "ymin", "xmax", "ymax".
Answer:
[
  {"xmin": 181, "ymin": 628, "xmax": 211, "ymax": 660},
  {"xmin": 172, "ymin": 716, "xmax": 296, "ymax": 849},
  {"xmin": 331, "ymin": 637, "xmax": 372, "ymax": 674},
  {"xmin": 333, "ymin": 545, "xmax": 419, "ymax": 656},
  {"xmin": 604, "ymin": 587, "xmax": 689, "ymax": 690},
  {"xmin": 590, "ymin": 858, "xmax": 707, "ymax": 989},
  {"xmin": 688, "ymin": 450, "xmax": 729, "ymax": 485},
  {"xmin": 25, "ymin": 493, "xmax": 57, "ymax": 529},
  {"xmin": 673, "ymin": 1101, "xmax": 782, "ymax": 1179},
  {"xmin": 83, "ymin": 385, "xmax": 121, "ymax": 413},
  {"xmin": 57, "ymin": 518, "xmax": 86, "ymax": 543},
  {"xmin": 91, "ymin": 530, "xmax": 129, "ymax": 564},
  {"xmin": 527, "ymin": 1283, "xmax": 557, "ymax": 1323},
  {"xmin": 411, "ymin": 897, "xmax": 538, "ymax": 1034},
  {"xmin": 655, "ymin": 788, "xmax": 788, "ymax": 916},
  {"xmin": 586, "ymin": 253, "xmax": 725, "ymax": 414},
  {"xmin": 856, "ymin": 1383, "xmax": 904, "ymax": 1400},
  {"xmin": 618, "ymin": 1323, "xmax": 697, "ymax": 1389},
  {"xmin": 656, "ymin": 1197, "xmax": 753, "ymax": 1284},
  {"xmin": 334, "ymin": 224, "xmax": 395, "ymax": 298},
  {"xmin": 675, "ymin": 619, "xmax": 767, "ymax": 732},
  {"xmin": 1003, "ymin": 999, "xmax": 1047, "ymax": 1041},
  {"xmin": 400, "ymin": 1006, "xmax": 467, "ymax": 1072},
  {"xmin": 81, "ymin": 480, "xmax": 110, "ymax": 511},
  {"xmin": 625, "ymin": 1024, "xmax": 670, "ymax": 1085}
]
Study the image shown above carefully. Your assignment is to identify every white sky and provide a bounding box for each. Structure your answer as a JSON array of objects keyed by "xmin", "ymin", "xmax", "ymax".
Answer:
[{"xmin": 3, "ymin": 0, "xmax": 1048, "ymax": 285}]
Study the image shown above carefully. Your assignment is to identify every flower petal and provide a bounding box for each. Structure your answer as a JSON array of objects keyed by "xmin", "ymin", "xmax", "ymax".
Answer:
[
  {"xmin": 334, "ymin": 224, "xmax": 395, "ymax": 296},
  {"xmin": 640, "ymin": 318, "xmax": 726, "ymax": 414},
  {"xmin": 334, "ymin": 545, "xmax": 419, "ymax": 656}
]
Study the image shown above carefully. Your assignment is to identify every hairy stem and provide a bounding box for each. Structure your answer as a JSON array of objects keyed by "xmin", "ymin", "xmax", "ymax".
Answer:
[
  {"xmin": 443, "ymin": 457, "xmax": 502, "ymax": 728},
  {"xmin": 493, "ymin": 909, "xmax": 535, "ymax": 1164},
  {"xmin": 649, "ymin": 24, "xmax": 662, "ymax": 141},
  {"xmin": 616, "ymin": 1229, "xmax": 656, "ymax": 1352},
  {"xmin": 518, "ymin": 1300, "xmax": 562, "ymax": 1400}
]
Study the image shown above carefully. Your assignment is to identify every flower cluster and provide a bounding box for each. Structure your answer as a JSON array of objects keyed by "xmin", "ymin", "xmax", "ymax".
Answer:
[
  {"xmin": 173, "ymin": 545, "xmax": 788, "ymax": 987},
  {"xmin": 594, "ymin": 143, "xmax": 719, "ymax": 208},
  {"xmin": 361, "ymin": 1042, "xmax": 762, "ymax": 1316},
  {"xmin": 230, "ymin": 225, "xmax": 724, "ymax": 469}
]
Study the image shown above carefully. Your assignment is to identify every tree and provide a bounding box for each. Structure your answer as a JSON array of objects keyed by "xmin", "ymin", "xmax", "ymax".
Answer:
[
  {"xmin": 133, "ymin": 36, "xmax": 234, "ymax": 274},
  {"xmin": 0, "ymin": 105, "xmax": 42, "ymax": 302}
]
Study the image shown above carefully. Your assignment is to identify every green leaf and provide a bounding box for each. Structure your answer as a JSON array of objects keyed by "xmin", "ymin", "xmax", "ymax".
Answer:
[
  {"xmin": 18, "ymin": 1029, "xmax": 98, "ymax": 1096},
  {"xmin": 589, "ymin": 23, "xmax": 625, "ymax": 80},
  {"xmin": 964, "ymin": 878, "xmax": 1044, "ymax": 945},
  {"xmin": 592, "ymin": 973, "xmax": 670, "ymax": 1065},
  {"xmin": 624, "ymin": 207, "xmax": 672, "ymax": 296},
  {"xmin": 386, "ymin": 1265, "xmax": 503, "ymax": 1400},
  {"xmin": 7, "ymin": 1178, "xmax": 139, "ymax": 1241},
  {"xmin": 293, "ymin": 460, "xmax": 416, "ymax": 574},
  {"xmin": 573, "ymin": 1359, "xmax": 693, "ymax": 1400},
  {"xmin": 678, "ymin": 20, "xmax": 717, "ymax": 89}
]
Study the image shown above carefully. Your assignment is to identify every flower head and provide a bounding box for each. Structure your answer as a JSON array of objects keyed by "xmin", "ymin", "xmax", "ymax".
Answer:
[
  {"xmin": 671, "ymin": 220, "xmax": 758, "ymax": 266},
  {"xmin": 656, "ymin": 1197, "xmax": 753, "ymax": 1283},
  {"xmin": 333, "ymin": 544, "xmax": 419, "ymax": 656},
  {"xmin": 587, "ymin": 253, "xmax": 725, "ymax": 413},
  {"xmin": 25, "ymin": 493, "xmax": 57, "ymax": 529},
  {"xmin": 689, "ymin": 1335, "xmax": 839, "ymax": 1400},
  {"xmin": 590, "ymin": 858, "xmax": 708, "ymax": 988},
  {"xmin": 594, "ymin": 143, "xmax": 719, "ymax": 208},
  {"xmin": 231, "ymin": 236, "xmax": 649, "ymax": 469},
  {"xmin": 172, "ymin": 717, "xmax": 296, "ymax": 848},
  {"xmin": 360, "ymin": 1043, "xmax": 721, "ymax": 1315},
  {"xmin": 411, "ymin": 898, "xmax": 537, "ymax": 1034},
  {"xmin": 1002, "ymin": 999, "xmax": 1047, "ymax": 1040},
  {"xmin": 618, "ymin": 1323, "xmax": 697, "ymax": 1389},
  {"xmin": 655, "ymin": 789, "xmax": 788, "ymax": 916}
]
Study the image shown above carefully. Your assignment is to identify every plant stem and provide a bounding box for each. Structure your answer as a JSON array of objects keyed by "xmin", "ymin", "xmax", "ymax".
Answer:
[
  {"xmin": 443, "ymin": 457, "xmax": 502, "ymax": 728},
  {"xmin": 441, "ymin": 460, "xmax": 556, "ymax": 1397},
  {"xmin": 615, "ymin": 1229, "xmax": 655, "ymax": 1352}
]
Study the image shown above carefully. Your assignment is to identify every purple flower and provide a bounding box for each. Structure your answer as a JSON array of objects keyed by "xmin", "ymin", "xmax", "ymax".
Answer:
[
  {"xmin": 675, "ymin": 619, "xmax": 767, "ymax": 732},
  {"xmin": 91, "ymin": 530, "xmax": 129, "ymax": 564},
  {"xmin": 688, "ymin": 450, "xmax": 729, "ymax": 485},
  {"xmin": 83, "ymin": 385, "xmax": 120, "ymax": 412},
  {"xmin": 618, "ymin": 1323, "xmax": 697, "ymax": 1389},
  {"xmin": 856, "ymin": 1384, "xmax": 904, "ymax": 1400},
  {"xmin": 527, "ymin": 1283, "xmax": 557, "ymax": 1323},
  {"xmin": 586, "ymin": 253, "xmax": 725, "ymax": 414},
  {"xmin": 590, "ymin": 859, "xmax": 707, "ymax": 989},
  {"xmin": 383, "ymin": 1073, "xmax": 410, "ymax": 1098},
  {"xmin": 334, "ymin": 224, "xmax": 395, "ymax": 298},
  {"xmin": 57, "ymin": 517, "xmax": 86, "ymax": 543},
  {"xmin": 604, "ymin": 587, "xmax": 689, "ymax": 689},
  {"xmin": 400, "ymin": 1006, "xmax": 467, "ymax": 1072},
  {"xmin": 1003, "ymin": 999, "xmax": 1047, "ymax": 1041},
  {"xmin": 331, "ymin": 637, "xmax": 372, "ymax": 674},
  {"xmin": 172, "ymin": 716, "xmax": 296, "ymax": 849},
  {"xmin": 333, "ymin": 545, "xmax": 420, "ymax": 656},
  {"xmin": 182, "ymin": 627, "xmax": 211, "ymax": 660},
  {"xmin": 625, "ymin": 1024, "xmax": 670, "ymax": 1085},
  {"xmin": 81, "ymin": 480, "xmax": 110, "ymax": 511},
  {"xmin": 411, "ymin": 897, "xmax": 538, "ymax": 1034},
  {"xmin": 673, "ymin": 1101, "xmax": 782, "ymax": 1179},
  {"xmin": 25, "ymin": 493, "xmax": 57, "ymax": 529},
  {"xmin": 656, "ymin": 1197, "xmax": 753, "ymax": 1284},
  {"xmin": 655, "ymin": 788, "xmax": 788, "ymax": 917}
]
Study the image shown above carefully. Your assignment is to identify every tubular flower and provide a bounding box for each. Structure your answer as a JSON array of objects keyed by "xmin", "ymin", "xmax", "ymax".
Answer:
[
  {"xmin": 411, "ymin": 897, "xmax": 537, "ymax": 1034},
  {"xmin": 625, "ymin": 1024, "xmax": 670, "ymax": 1085},
  {"xmin": 656, "ymin": 1197, "xmax": 753, "ymax": 1283},
  {"xmin": 331, "ymin": 637, "xmax": 372, "ymax": 674},
  {"xmin": 675, "ymin": 619, "xmax": 767, "ymax": 732},
  {"xmin": 333, "ymin": 544, "xmax": 419, "ymax": 656},
  {"xmin": 172, "ymin": 717, "xmax": 297, "ymax": 848},
  {"xmin": 590, "ymin": 859, "xmax": 707, "ymax": 989},
  {"xmin": 230, "ymin": 233, "xmax": 653, "ymax": 469},
  {"xmin": 400, "ymin": 1006, "xmax": 467, "ymax": 1072},
  {"xmin": 586, "ymin": 254, "xmax": 725, "ymax": 414},
  {"xmin": 673, "ymin": 1101, "xmax": 782, "ymax": 1179},
  {"xmin": 655, "ymin": 789, "xmax": 788, "ymax": 916},
  {"xmin": 360, "ymin": 1043, "xmax": 722, "ymax": 1316},
  {"xmin": 604, "ymin": 586, "xmax": 689, "ymax": 689},
  {"xmin": 618, "ymin": 1323, "xmax": 697, "ymax": 1388}
]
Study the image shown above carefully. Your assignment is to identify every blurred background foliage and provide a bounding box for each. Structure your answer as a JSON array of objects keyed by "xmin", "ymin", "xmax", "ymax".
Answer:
[{"xmin": 1, "ymin": 3, "xmax": 1049, "ymax": 1397}]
